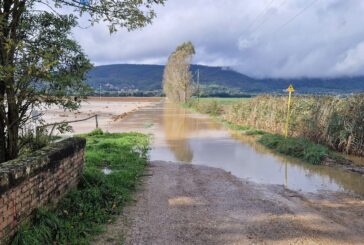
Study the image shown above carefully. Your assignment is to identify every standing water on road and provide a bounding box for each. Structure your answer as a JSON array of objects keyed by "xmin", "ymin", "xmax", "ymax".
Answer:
[{"xmin": 116, "ymin": 102, "xmax": 364, "ymax": 195}]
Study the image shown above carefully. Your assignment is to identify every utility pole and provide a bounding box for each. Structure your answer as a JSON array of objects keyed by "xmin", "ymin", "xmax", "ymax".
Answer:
[{"xmin": 197, "ymin": 69, "xmax": 200, "ymax": 102}]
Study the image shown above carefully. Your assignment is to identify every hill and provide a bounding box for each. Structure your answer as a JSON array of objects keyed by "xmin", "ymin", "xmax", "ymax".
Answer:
[{"xmin": 86, "ymin": 64, "xmax": 364, "ymax": 95}]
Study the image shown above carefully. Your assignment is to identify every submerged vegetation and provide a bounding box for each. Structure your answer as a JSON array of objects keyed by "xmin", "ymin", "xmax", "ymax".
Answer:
[
  {"xmin": 186, "ymin": 94, "xmax": 364, "ymax": 164},
  {"xmin": 11, "ymin": 130, "xmax": 149, "ymax": 244}
]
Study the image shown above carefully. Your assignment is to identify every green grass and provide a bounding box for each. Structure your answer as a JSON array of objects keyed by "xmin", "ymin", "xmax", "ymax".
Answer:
[
  {"xmin": 225, "ymin": 118, "xmax": 337, "ymax": 165},
  {"xmin": 221, "ymin": 120, "xmax": 266, "ymax": 136},
  {"xmin": 184, "ymin": 99, "xmax": 223, "ymax": 116},
  {"xmin": 197, "ymin": 97, "xmax": 250, "ymax": 105},
  {"xmin": 11, "ymin": 129, "xmax": 149, "ymax": 245},
  {"xmin": 258, "ymin": 134, "xmax": 332, "ymax": 165},
  {"xmin": 184, "ymin": 98, "xmax": 251, "ymax": 116}
]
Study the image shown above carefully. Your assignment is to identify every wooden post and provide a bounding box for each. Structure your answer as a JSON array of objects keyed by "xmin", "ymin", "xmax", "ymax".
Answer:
[
  {"xmin": 95, "ymin": 115, "xmax": 99, "ymax": 128},
  {"xmin": 285, "ymin": 84, "xmax": 295, "ymax": 138}
]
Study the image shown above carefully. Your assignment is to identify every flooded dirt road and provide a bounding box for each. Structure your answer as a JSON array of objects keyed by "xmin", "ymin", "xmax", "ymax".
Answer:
[
  {"xmin": 96, "ymin": 161, "xmax": 364, "ymax": 245},
  {"xmin": 117, "ymin": 102, "xmax": 364, "ymax": 196},
  {"xmin": 94, "ymin": 101, "xmax": 364, "ymax": 244}
]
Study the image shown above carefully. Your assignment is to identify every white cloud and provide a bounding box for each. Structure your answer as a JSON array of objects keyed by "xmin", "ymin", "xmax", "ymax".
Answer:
[
  {"xmin": 72, "ymin": 0, "xmax": 364, "ymax": 78},
  {"xmin": 334, "ymin": 41, "xmax": 364, "ymax": 75}
]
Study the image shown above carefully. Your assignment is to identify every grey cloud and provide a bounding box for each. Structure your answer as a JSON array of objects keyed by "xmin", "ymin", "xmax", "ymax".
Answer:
[{"xmin": 72, "ymin": 0, "xmax": 364, "ymax": 78}]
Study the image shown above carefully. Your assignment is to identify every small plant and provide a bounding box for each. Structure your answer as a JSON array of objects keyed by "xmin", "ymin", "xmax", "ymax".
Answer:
[{"xmin": 87, "ymin": 128, "xmax": 104, "ymax": 136}]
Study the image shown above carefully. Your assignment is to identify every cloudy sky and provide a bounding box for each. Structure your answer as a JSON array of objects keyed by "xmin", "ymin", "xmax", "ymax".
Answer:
[{"xmin": 72, "ymin": 0, "xmax": 364, "ymax": 78}]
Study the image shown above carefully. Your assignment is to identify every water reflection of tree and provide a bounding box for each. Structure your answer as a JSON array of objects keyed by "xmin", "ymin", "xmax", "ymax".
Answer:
[
  {"xmin": 163, "ymin": 103, "xmax": 210, "ymax": 163},
  {"xmin": 163, "ymin": 103, "xmax": 195, "ymax": 162}
]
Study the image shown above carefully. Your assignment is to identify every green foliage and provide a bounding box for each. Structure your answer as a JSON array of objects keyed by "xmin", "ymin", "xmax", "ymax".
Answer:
[
  {"xmin": 11, "ymin": 131, "xmax": 149, "ymax": 244},
  {"xmin": 16, "ymin": 12, "xmax": 93, "ymax": 107},
  {"xmin": 0, "ymin": 11, "xmax": 93, "ymax": 162},
  {"xmin": 52, "ymin": 0, "xmax": 166, "ymax": 33},
  {"xmin": 86, "ymin": 128, "xmax": 104, "ymax": 136},
  {"xmin": 197, "ymin": 84, "xmax": 252, "ymax": 98},
  {"xmin": 0, "ymin": 0, "xmax": 165, "ymax": 162},
  {"xmin": 258, "ymin": 134, "xmax": 331, "ymax": 165},
  {"xmin": 245, "ymin": 129, "xmax": 266, "ymax": 136}
]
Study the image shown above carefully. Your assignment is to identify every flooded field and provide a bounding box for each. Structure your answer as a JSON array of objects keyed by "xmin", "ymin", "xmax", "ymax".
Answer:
[
  {"xmin": 46, "ymin": 98, "xmax": 364, "ymax": 196},
  {"xmin": 116, "ymin": 102, "xmax": 364, "ymax": 196},
  {"xmin": 42, "ymin": 97, "xmax": 161, "ymax": 134}
]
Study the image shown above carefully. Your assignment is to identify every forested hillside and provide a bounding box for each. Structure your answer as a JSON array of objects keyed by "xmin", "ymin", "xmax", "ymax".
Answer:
[{"xmin": 86, "ymin": 64, "xmax": 364, "ymax": 95}]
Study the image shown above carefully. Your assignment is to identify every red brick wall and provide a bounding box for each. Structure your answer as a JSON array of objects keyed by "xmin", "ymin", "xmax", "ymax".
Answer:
[{"xmin": 0, "ymin": 137, "xmax": 86, "ymax": 244}]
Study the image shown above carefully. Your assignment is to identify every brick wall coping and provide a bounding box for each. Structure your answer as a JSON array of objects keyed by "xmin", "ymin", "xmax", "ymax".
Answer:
[{"xmin": 0, "ymin": 137, "xmax": 86, "ymax": 195}]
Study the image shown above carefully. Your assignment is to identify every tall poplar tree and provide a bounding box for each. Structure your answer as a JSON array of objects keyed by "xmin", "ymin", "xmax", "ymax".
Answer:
[{"xmin": 163, "ymin": 41, "xmax": 195, "ymax": 103}]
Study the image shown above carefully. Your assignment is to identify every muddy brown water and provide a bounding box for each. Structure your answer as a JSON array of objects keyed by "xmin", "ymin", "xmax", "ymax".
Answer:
[{"xmin": 115, "ymin": 102, "xmax": 364, "ymax": 196}]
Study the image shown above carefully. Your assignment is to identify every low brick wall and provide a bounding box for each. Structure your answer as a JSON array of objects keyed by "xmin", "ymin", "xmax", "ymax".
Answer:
[{"xmin": 0, "ymin": 137, "xmax": 86, "ymax": 243}]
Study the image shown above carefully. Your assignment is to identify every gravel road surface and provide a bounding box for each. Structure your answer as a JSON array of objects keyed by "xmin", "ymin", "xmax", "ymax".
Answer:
[{"xmin": 93, "ymin": 161, "xmax": 364, "ymax": 245}]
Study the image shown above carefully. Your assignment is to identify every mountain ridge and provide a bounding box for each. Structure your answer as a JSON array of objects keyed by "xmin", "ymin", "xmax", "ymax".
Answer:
[{"xmin": 86, "ymin": 64, "xmax": 364, "ymax": 94}]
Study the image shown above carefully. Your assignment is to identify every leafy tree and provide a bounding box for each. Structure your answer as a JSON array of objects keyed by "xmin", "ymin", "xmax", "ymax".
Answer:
[
  {"xmin": 0, "ymin": 0, "xmax": 165, "ymax": 162},
  {"xmin": 163, "ymin": 41, "xmax": 195, "ymax": 103}
]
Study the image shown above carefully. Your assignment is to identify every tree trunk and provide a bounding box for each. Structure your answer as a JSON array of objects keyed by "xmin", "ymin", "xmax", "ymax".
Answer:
[
  {"xmin": 6, "ymin": 88, "xmax": 19, "ymax": 161},
  {"xmin": 0, "ymin": 0, "xmax": 26, "ymax": 163},
  {"xmin": 0, "ymin": 83, "xmax": 6, "ymax": 163},
  {"xmin": 0, "ymin": 119, "xmax": 5, "ymax": 163}
]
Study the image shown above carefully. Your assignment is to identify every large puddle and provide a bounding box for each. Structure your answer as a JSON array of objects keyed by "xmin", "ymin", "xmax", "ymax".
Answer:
[{"xmin": 116, "ymin": 102, "xmax": 364, "ymax": 195}]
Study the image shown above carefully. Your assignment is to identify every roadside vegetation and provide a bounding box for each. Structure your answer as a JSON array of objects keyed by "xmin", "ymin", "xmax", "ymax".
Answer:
[
  {"xmin": 11, "ymin": 130, "xmax": 149, "ymax": 245},
  {"xmin": 258, "ymin": 134, "xmax": 333, "ymax": 165},
  {"xmin": 185, "ymin": 94, "xmax": 364, "ymax": 164}
]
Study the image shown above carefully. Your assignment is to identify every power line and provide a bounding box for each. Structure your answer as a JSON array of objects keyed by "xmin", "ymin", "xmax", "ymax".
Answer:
[
  {"xmin": 249, "ymin": 0, "xmax": 288, "ymax": 34},
  {"xmin": 270, "ymin": 0, "xmax": 319, "ymax": 35},
  {"xmin": 246, "ymin": 0, "xmax": 276, "ymax": 31}
]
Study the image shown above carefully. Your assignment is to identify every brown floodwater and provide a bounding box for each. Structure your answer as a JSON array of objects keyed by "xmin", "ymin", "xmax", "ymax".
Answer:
[{"xmin": 116, "ymin": 102, "xmax": 364, "ymax": 196}]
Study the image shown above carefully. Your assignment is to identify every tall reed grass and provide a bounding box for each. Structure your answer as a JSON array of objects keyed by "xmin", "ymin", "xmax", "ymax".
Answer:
[{"xmin": 223, "ymin": 94, "xmax": 364, "ymax": 156}]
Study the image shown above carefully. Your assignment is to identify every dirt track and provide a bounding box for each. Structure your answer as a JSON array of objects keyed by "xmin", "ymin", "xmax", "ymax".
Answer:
[{"xmin": 94, "ymin": 161, "xmax": 364, "ymax": 245}]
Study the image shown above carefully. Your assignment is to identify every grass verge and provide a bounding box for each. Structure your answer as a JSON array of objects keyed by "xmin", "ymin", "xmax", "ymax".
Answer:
[
  {"xmin": 223, "ymin": 119, "xmax": 334, "ymax": 165},
  {"xmin": 11, "ymin": 129, "xmax": 149, "ymax": 245},
  {"xmin": 257, "ymin": 134, "xmax": 333, "ymax": 165}
]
